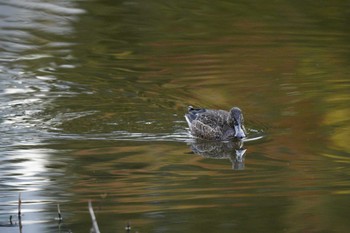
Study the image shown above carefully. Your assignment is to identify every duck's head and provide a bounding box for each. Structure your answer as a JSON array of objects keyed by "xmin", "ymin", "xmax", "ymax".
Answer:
[{"xmin": 228, "ymin": 107, "xmax": 246, "ymax": 140}]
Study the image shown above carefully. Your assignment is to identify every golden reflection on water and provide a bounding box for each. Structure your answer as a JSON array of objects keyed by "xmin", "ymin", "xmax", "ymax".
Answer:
[
  {"xmin": 1, "ymin": 0, "xmax": 350, "ymax": 232},
  {"xmin": 324, "ymin": 108, "xmax": 350, "ymax": 152}
]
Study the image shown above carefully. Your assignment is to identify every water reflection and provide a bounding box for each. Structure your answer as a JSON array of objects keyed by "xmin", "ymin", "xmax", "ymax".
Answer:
[
  {"xmin": 189, "ymin": 140, "xmax": 247, "ymax": 170},
  {"xmin": 0, "ymin": 0, "xmax": 85, "ymax": 232},
  {"xmin": 0, "ymin": 0, "xmax": 350, "ymax": 232},
  {"xmin": 0, "ymin": 148, "xmax": 57, "ymax": 233}
]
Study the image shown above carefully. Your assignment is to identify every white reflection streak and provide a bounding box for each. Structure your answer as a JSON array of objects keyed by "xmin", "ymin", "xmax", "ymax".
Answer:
[
  {"xmin": 0, "ymin": 0, "xmax": 82, "ymax": 230},
  {"xmin": 2, "ymin": 0, "xmax": 86, "ymax": 15},
  {"xmin": 10, "ymin": 149, "xmax": 50, "ymax": 179}
]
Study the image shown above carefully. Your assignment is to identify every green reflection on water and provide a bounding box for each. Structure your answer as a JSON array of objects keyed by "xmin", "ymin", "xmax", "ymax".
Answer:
[{"xmin": 1, "ymin": 0, "xmax": 350, "ymax": 233}]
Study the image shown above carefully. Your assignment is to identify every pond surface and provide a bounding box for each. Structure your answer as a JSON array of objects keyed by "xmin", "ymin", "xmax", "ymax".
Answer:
[{"xmin": 1, "ymin": 0, "xmax": 350, "ymax": 232}]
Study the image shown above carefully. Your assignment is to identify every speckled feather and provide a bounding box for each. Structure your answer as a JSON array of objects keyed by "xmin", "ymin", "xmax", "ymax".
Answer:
[{"xmin": 185, "ymin": 106, "xmax": 243, "ymax": 141}]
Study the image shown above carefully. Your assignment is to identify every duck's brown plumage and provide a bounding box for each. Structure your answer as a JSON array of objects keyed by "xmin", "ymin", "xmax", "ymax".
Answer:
[{"xmin": 185, "ymin": 106, "xmax": 246, "ymax": 140}]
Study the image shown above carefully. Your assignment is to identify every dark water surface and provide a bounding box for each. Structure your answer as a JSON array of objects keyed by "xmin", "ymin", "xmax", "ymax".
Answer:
[{"xmin": 1, "ymin": 0, "xmax": 349, "ymax": 232}]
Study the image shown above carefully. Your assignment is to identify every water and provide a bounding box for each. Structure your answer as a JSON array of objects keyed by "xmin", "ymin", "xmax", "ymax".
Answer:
[{"xmin": 1, "ymin": 0, "xmax": 349, "ymax": 232}]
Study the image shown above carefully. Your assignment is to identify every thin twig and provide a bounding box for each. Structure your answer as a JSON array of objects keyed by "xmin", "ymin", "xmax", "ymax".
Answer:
[
  {"xmin": 88, "ymin": 201, "xmax": 100, "ymax": 233},
  {"xmin": 57, "ymin": 203, "xmax": 63, "ymax": 221},
  {"xmin": 125, "ymin": 221, "xmax": 131, "ymax": 232},
  {"xmin": 18, "ymin": 193, "xmax": 21, "ymax": 217},
  {"xmin": 18, "ymin": 193, "xmax": 22, "ymax": 233}
]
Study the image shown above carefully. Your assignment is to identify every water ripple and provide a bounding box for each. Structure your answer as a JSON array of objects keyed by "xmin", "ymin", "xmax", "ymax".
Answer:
[
  {"xmin": 0, "ymin": 0, "xmax": 85, "ymax": 15},
  {"xmin": 49, "ymin": 127, "xmax": 265, "ymax": 144}
]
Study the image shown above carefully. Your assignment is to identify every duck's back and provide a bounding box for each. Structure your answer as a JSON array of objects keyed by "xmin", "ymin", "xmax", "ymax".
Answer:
[
  {"xmin": 187, "ymin": 109, "xmax": 233, "ymax": 140},
  {"xmin": 195, "ymin": 110, "xmax": 228, "ymax": 128}
]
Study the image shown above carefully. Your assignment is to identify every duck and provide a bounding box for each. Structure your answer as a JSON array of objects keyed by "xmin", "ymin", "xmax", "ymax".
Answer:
[{"xmin": 185, "ymin": 106, "xmax": 246, "ymax": 140}]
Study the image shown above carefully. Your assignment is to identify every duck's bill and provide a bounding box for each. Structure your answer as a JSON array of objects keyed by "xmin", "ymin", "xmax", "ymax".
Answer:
[{"xmin": 234, "ymin": 124, "xmax": 246, "ymax": 139}]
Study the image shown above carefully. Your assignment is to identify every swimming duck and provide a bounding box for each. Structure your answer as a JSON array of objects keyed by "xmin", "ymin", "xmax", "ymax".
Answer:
[{"xmin": 185, "ymin": 106, "xmax": 246, "ymax": 140}]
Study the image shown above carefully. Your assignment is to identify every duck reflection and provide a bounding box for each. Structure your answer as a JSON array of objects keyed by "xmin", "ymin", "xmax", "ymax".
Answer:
[{"xmin": 188, "ymin": 140, "xmax": 247, "ymax": 170}]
